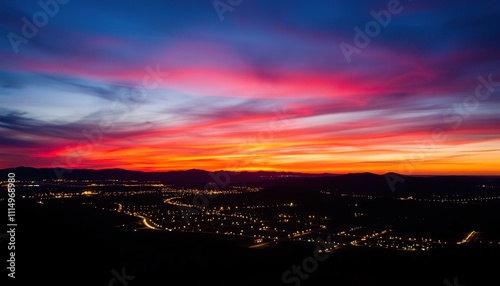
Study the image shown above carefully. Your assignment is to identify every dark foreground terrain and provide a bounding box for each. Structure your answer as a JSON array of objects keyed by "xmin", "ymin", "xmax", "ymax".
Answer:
[{"xmin": 4, "ymin": 200, "xmax": 499, "ymax": 286}]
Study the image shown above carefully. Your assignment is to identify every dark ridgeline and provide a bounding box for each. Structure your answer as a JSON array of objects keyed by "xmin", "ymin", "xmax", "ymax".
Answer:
[
  {"xmin": 3, "ymin": 166, "xmax": 331, "ymax": 185},
  {"xmin": 4, "ymin": 166, "xmax": 499, "ymax": 196}
]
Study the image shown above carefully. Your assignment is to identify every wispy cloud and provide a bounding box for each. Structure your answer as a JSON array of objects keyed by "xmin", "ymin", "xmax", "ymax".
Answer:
[{"xmin": 0, "ymin": 0, "xmax": 499, "ymax": 174}]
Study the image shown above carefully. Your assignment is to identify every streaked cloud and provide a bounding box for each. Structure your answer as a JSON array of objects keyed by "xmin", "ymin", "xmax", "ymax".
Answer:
[{"xmin": 0, "ymin": 0, "xmax": 499, "ymax": 174}]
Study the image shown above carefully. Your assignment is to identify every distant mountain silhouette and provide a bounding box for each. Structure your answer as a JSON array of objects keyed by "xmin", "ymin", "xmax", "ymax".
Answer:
[
  {"xmin": 0, "ymin": 166, "xmax": 332, "ymax": 185},
  {"xmin": 270, "ymin": 172, "xmax": 500, "ymax": 196},
  {"xmin": 2, "ymin": 167, "xmax": 498, "ymax": 196}
]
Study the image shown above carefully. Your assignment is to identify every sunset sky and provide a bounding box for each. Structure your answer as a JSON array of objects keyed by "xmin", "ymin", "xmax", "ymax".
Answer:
[{"xmin": 1, "ymin": 0, "xmax": 499, "ymax": 175}]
